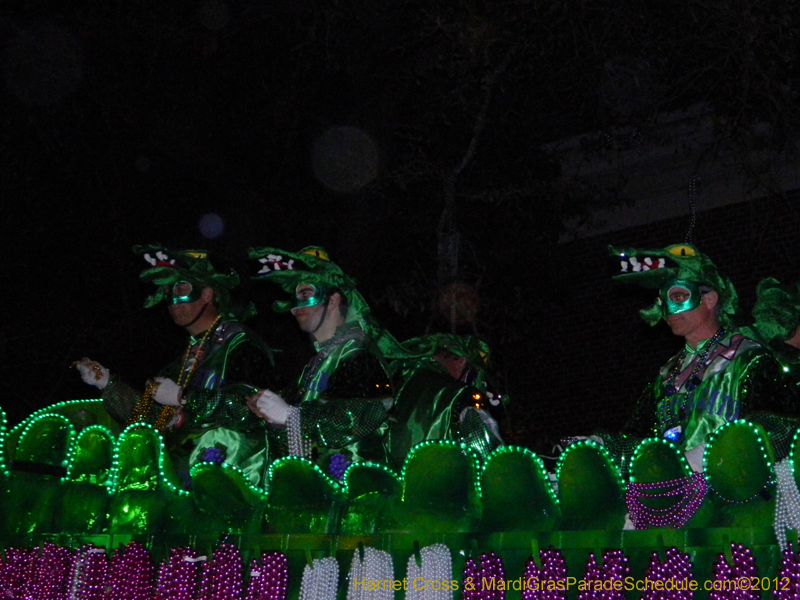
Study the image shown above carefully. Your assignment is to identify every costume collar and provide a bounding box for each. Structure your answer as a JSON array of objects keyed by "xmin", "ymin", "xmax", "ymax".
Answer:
[
  {"xmin": 313, "ymin": 321, "xmax": 363, "ymax": 353},
  {"xmin": 189, "ymin": 319, "xmax": 225, "ymax": 346},
  {"xmin": 683, "ymin": 330, "xmax": 727, "ymax": 355}
]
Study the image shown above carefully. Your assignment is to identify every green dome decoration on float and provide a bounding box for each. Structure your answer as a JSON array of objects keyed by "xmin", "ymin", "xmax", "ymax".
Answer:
[
  {"xmin": 3, "ymin": 399, "xmax": 800, "ymax": 597},
  {"xmin": 5, "ymin": 240, "xmax": 800, "ymax": 598}
]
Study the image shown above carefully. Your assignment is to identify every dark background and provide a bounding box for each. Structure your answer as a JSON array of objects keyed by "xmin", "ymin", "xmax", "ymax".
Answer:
[{"xmin": 3, "ymin": 0, "xmax": 800, "ymax": 453}]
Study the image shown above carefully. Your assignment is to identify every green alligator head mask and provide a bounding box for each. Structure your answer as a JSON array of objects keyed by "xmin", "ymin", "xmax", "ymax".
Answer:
[{"xmin": 608, "ymin": 243, "xmax": 739, "ymax": 328}]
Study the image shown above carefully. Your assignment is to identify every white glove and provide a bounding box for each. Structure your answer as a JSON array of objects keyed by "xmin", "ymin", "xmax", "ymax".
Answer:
[
  {"xmin": 152, "ymin": 377, "xmax": 184, "ymax": 406},
  {"xmin": 75, "ymin": 358, "xmax": 110, "ymax": 389},
  {"xmin": 254, "ymin": 390, "xmax": 290, "ymax": 426}
]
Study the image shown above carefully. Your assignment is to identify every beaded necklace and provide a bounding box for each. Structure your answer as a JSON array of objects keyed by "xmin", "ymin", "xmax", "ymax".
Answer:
[
  {"xmin": 128, "ymin": 315, "xmax": 223, "ymax": 429},
  {"xmin": 774, "ymin": 459, "xmax": 800, "ymax": 550},
  {"xmin": 664, "ymin": 328, "xmax": 726, "ymax": 396},
  {"xmin": 708, "ymin": 476, "xmax": 775, "ymax": 504},
  {"xmin": 626, "ymin": 472, "xmax": 707, "ymax": 529}
]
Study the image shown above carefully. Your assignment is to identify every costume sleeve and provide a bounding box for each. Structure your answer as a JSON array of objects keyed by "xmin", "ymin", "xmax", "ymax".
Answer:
[
  {"xmin": 101, "ymin": 378, "xmax": 150, "ymax": 425},
  {"xmin": 299, "ymin": 351, "xmax": 392, "ymax": 449},
  {"xmin": 459, "ymin": 406, "xmax": 504, "ymax": 461},
  {"xmin": 182, "ymin": 337, "xmax": 275, "ymax": 432}
]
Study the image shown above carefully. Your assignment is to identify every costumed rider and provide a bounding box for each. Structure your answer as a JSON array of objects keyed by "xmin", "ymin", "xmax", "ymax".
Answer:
[
  {"xmin": 387, "ymin": 333, "xmax": 507, "ymax": 467},
  {"xmin": 607, "ymin": 243, "xmax": 798, "ymax": 471},
  {"xmin": 246, "ymin": 246, "xmax": 395, "ymax": 477},
  {"xmin": 74, "ymin": 245, "xmax": 277, "ymax": 489}
]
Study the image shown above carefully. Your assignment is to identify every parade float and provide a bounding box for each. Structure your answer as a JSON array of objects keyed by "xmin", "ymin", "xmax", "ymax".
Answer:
[
  {"xmin": 3, "ymin": 242, "xmax": 800, "ymax": 598},
  {"xmin": 2, "ymin": 396, "xmax": 800, "ymax": 599}
]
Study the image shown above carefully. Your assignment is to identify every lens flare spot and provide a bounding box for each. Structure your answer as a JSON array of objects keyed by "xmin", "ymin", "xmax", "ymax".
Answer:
[
  {"xmin": 198, "ymin": 213, "xmax": 224, "ymax": 240},
  {"xmin": 311, "ymin": 126, "xmax": 379, "ymax": 192}
]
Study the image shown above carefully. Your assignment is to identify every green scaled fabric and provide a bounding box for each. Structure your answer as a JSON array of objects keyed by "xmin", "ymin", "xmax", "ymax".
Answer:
[
  {"xmin": 289, "ymin": 322, "xmax": 393, "ymax": 469},
  {"xmin": 133, "ymin": 244, "xmax": 240, "ymax": 312},
  {"xmin": 641, "ymin": 330, "xmax": 798, "ymax": 454},
  {"xmin": 609, "ymin": 243, "xmax": 739, "ymax": 328},
  {"xmin": 248, "ymin": 245, "xmax": 419, "ymax": 361},
  {"xmin": 752, "ymin": 277, "xmax": 800, "ymax": 345},
  {"xmin": 102, "ymin": 318, "xmax": 276, "ymax": 489},
  {"xmin": 386, "ymin": 357, "xmax": 503, "ymax": 468},
  {"xmin": 399, "ymin": 333, "xmax": 494, "ymax": 391}
]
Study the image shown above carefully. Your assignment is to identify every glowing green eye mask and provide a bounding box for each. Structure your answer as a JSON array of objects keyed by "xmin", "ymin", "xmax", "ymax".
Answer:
[{"xmin": 661, "ymin": 279, "xmax": 702, "ymax": 315}]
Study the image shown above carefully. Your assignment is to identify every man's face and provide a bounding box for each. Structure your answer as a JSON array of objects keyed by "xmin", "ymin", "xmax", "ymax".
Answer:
[
  {"xmin": 291, "ymin": 284, "xmax": 327, "ymax": 332},
  {"xmin": 433, "ymin": 351, "xmax": 468, "ymax": 381},
  {"xmin": 661, "ymin": 279, "xmax": 703, "ymax": 316},
  {"xmin": 168, "ymin": 282, "xmax": 208, "ymax": 328},
  {"xmin": 664, "ymin": 285, "xmax": 716, "ymax": 339},
  {"xmin": 170, "ymin": 280, "xmax": 203, "ymax": 305}
]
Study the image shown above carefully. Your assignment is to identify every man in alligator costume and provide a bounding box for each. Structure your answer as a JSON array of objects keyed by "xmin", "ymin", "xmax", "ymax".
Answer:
[
  {"xmin": 386, "ymin": 333, "xmax": 507, "ymax": 467},
  {"xmin": 75, "ymin": 245, "xmax": 277, "ymax": 488},
  {"xmin": 608, "ymin": 243, "xmax": 799, "ymax": 470},
  {"xmin": 246, "ymin": 246, "xmax": 395, "ymax": 474}
]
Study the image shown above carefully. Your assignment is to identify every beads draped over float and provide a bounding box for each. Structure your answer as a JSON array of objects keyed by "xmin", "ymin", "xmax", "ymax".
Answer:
[
  {"xmin": 299, "ymin": 556, "xmax": 339, "ymax": 600},
  {"xmin": 461, "ymin": 552, "xmax": 505, "ymax": 600},
  {"xmin": 578, "ymin": 550, "xmax": 629, "ymax": 600},
  {"xmin": 245, "ymin": 552, "xmax": 290, "ymax": 600},
  {"xmin": 346, "ymin": 547, "xmax": 394, "ymax": 600},
  {"xmin": 202, "ymin": 544, "xmax": 244, "ymax": 600},
  {"xmin": 405, "ymin": 544, "xmax": 452, "ymax": 600},
  {"xmin": 775, "ymin": 544, "xmax": 800, "ymax": 600},
  {"xmin": 641, "ymin": 547, "xmax": 693, "ymax": 600},
  {"xmin": 521, "ymin": 549, "xmax": 568, "ymax": 600},
  {"xmin": 154, "ymin": 547, "xmax": 202, "ymax": 600},
  {"xmin": 774, "ymin": 458, "xmax": 800, "ymax": 550},
  {"xmin": 69, "ymin": 545, "xmax": 108, "ymax": 600},
  {"xmin": 626, "ymin": 472, "xmax": 707, "ymax": 529},
  {"xmin": 709, "ymin": 543, "xmax": 758, "ymax": 600},
  {"xmin": 107, "ymin": 540, "xmax": 155, "ymax": 600}
]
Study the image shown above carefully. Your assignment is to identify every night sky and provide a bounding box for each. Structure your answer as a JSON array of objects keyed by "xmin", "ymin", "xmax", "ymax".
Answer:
[{"xmin": 3, "ymin": 0, "xmax": 800, "ymax": 448}]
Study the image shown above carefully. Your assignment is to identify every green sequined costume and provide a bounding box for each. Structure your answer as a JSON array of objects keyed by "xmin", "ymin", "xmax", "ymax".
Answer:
[
  {"xmin": 285, "ymin": 321, "xmax": 393, "ymax": 469},
  {"xmin": 102, "ymin": 319, "xmax": 276, "ymax": 488},
  {"xmin": 386, "ymin": 357, "xmax": 504, "ymax": 469},
  {"xmin": 600, "ymin": 244, "xmax": 800, "ymax": 472},
  {"xmin": 621, "ymin": 330, "xmax": 797, "ymax": 456}
]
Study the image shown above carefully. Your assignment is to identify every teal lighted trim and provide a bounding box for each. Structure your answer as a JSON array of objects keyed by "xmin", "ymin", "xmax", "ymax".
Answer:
[
  {"xmin": 703, "ymin": 418, "xmax": 774, "ymax": 476},
  {"xmin": 7, "ymin": 399, "xmax": 105, "ymax": 441},
  {"xmin": 341, "ymin": 460, "xmax": 401, "ymax": 496},
  {"xmin": 15, "ymin": 412, "xmax": 76, "ymax": 469},
  {"xmin": 0, "ymin": 406, "xmax": 7, "ymax": 477},
  {"xmin": 64, "ymin": 425, "xmax": 115, "ymax": 481},
  {"xmin": 628, "ymin": 437, "xmax": 690, "ymax": 484},
  {"xmin": 108, "ymin": 423, "xmax": 189, "ymax": 496},
  {"xmin": 400, "ymin": 439, "xmax": 481, "ymax": 500},
  {"xmin": 703, "ymin": 419, "xmax": 775, "ymax": 504},
  {"xmin": 555, "ymin": 438, "xmax": 625, "ymax": 490},
  {"xmin": 790, "ymin": 428, "xmax": 800, "ymax": 479},
  {"xmin": 482, "ymin": 445, "xmax": 558, "ymax": 505},
  {"xmin": 268, "ymin": 455, "xmax": 342, "ymax": 492},
  {"xmin": 189, "ymin": 460, "xmax": 268, "ymax": 501}
]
